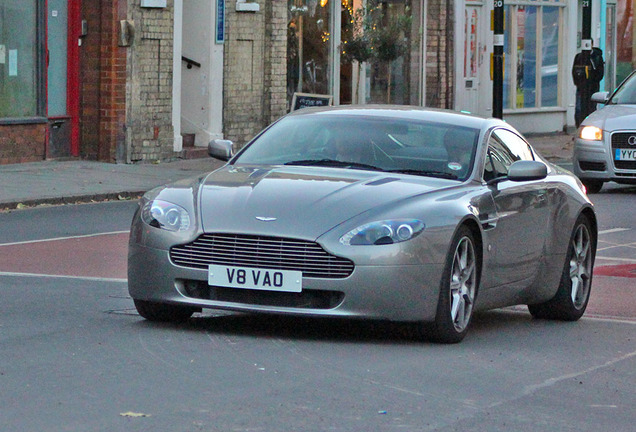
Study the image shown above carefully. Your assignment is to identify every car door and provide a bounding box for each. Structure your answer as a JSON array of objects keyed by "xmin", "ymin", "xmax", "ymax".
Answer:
[{"xmin": 481, "ymin": 128, "xmax": 551, "ymax": 289}]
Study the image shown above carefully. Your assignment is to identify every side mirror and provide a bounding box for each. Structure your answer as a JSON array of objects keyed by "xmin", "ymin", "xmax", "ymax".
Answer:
[
  {"xmin": 208, "ymin": 139, "xmax": 234, "ymax": 161},
  {"xmin": 590, "ymin": 91, "xmax": 610, "ymax": 104},
  {"xmin": 507, "ymin": 160, "xmax": 548, "ymax": 182}
]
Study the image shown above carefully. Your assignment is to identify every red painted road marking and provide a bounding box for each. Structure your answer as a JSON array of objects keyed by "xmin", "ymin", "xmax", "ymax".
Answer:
[
  {"xmin": 0, "ymin": 232, "xmax": 129, "ymax": 280},
  {"xmin": 0, "ymin": 233, "xmax": 634, "ymax": 321},
  {"xmin": 594, "ymin": 264, "xmax": 636, "ymax": 279}
]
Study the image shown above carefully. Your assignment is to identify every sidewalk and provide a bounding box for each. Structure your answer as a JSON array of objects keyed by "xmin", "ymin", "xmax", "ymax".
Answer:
[{"xmin": 0, "ymin": 132, "xmax": 574, "ymax": 210}]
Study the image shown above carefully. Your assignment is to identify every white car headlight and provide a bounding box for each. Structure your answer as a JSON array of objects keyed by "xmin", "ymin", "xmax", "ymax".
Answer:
[
  {"xmin": 340, "ymin": 219, "xmax": 425, "ymax": 246},
  {"xmin": 579, "ymin": 126, "xmax": 603, "ymax": 141},
  {"xmin": 141, "ymin": 199, "xmax": 191, "ymax": 232}
]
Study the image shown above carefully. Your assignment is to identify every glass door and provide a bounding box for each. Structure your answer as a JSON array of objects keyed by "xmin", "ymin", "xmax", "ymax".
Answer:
[
  {"xmin": 460, "ymin": 4, "xmax": 482, "ymax": 114},
  {"xmin": 47, "ymin": 0, "xmax": 79, "ymax": 158}
]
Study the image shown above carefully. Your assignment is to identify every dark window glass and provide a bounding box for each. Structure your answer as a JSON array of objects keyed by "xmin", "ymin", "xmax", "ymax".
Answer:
[
  {"xmin": 0, "ymin": 0, "xmax": 40, "ymax": 118},
  {"xmin": 236, "ymin": 114, "xmax": 480, "ymax": 181}
]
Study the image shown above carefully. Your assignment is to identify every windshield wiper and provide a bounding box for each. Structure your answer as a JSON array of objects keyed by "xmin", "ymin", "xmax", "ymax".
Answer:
[
  {"xmin": 284, "ymin": 159, "xmax": 385, "ymax": 171},
  {"xmin": 387, "ymin": 169, "xmax": 459, "ymax": 180}
]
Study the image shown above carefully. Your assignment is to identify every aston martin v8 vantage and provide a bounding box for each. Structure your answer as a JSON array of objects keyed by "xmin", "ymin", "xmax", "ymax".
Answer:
[{"xmin": 128, "ymin": 106, "xmax": 597, "ymax": 343}]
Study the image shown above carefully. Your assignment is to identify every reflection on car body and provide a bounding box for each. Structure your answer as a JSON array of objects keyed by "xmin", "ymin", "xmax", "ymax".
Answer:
[{"xmin": 128, "ymin": 106, "xmax": 597, "ymax": 343}]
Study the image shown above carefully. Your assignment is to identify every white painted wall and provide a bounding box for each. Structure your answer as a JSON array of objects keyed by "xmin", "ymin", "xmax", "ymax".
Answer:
[{"xmin": 172, "ymin": 0, "xmax": 183, "ymax": 151}]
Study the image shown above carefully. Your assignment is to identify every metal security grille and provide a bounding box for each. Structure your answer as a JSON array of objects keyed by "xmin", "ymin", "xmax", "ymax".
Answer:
[
  {"xmin": 611, "ymin": 133, "xmax": 636, "ymax": 170},
  {"xmin": 170, "ymin": 233, "xmax": 354, "ymax": 279}
]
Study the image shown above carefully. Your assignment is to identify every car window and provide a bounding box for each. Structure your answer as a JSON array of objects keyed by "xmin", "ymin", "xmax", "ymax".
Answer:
[
  {"xmin": 492, "ymin": 129, "xmax": 535, "ymax": 161},
  {"xmin": 235, "ymin": 115, "xmax": 480, "ymax": 180},
  {"xmin": 609, "ymin": 72, "xmax": 636, "ymax": 104},
  {"xmin": 483, "ymin": 133, "xmax": 518, "ymax": 181}
]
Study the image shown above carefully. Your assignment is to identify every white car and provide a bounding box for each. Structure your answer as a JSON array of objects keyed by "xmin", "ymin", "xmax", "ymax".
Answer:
[{"xmin": 574, "ymin": 70, "xmax": 636, "ymax": 193}]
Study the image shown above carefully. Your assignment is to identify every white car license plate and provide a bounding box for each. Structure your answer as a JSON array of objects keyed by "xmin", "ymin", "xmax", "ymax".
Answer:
[
  {"xmin": 615, "ymin": 148, "xmax": 636, "ymax": 161},
  {"xmin": 208, "ymin": 264, "xmax": 302, "ymax": 293}
]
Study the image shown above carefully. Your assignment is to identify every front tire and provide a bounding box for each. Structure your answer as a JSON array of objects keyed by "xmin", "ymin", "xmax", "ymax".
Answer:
[
  {"xmin": 528, "ymin": 214, "xmax": 595, "ymax": 320},
  {"xmin": 424, "ymin": 226, "xmax": 479, "ymax": 344},
  {"xmin": 134, "ymin": 299, "xmax": 195, "ymax": 323}
]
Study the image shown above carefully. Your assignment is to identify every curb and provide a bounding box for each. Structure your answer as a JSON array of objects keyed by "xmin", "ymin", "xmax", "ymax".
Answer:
[{"xmin": 0, "ymin": 191, "xmax": 144, "ymax": 212}]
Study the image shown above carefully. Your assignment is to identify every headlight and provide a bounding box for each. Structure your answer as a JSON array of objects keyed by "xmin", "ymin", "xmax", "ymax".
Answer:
[
  {"xmin": 340, "ymin": 219, "xmax": 425, "ymax": 246},
  {"xmin": 579, "ymin": 126, "xmax": 603, "ymax": 141},
  {"xmin": 141, "ymin": 199, "xmax": 191, "ymax": 232}
]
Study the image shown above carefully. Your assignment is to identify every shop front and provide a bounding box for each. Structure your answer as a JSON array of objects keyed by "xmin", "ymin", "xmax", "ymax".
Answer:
[
  {"xmin": 286, "ymin": 0, "xmax": 430, "ymax": 109},
  {"xmin": 0, "ymin": 0, "xmax": 81, "ymax": 164}
]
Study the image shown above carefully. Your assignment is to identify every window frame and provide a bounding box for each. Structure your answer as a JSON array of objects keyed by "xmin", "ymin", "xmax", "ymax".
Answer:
[{"xmin": 0, "ymin": 0, "xmax": 46, "ymax": 123}]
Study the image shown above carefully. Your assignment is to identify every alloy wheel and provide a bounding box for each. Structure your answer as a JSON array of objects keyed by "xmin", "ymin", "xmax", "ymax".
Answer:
[
  {"xmin": 449, "ymin": 236, "xmax": 477, "ymax": 332},
  {"xmin": 570, "ymin": 224, "xmax": 592, "ymax": 309}
]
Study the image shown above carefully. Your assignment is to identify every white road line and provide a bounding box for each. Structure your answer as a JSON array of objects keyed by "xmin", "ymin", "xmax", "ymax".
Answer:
[
  {"xmin": 599, "ymin": 228, "xmax": 631, "ymax": 235},
  {"xmin": 0, "ymin": 231, "xmax": 129, "ymax": 247},
  {"xmin": 0, "ymin": 271, "xmax": 127, "ymax": 283},
  {"xmin": 595, "ymin": 256, "xmax": 636, "ymax": 263}
]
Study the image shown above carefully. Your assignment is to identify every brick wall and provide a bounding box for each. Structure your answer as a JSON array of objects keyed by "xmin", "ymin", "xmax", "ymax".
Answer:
[
  {"xmin": 224, "ymin": 0, "xmax": 287, "ymax": 148},
  {"xmin": 126, "ymin": 0, "xmax": 176, "ymax": 162},
  {"xmin": 0, "ymin": 123, "xmax": 47, "ymax": 164},
  {"xmin": 426, "ymin": 0, "xmax": 454, "ymax": 109},
  {"xmin": 79, "ymin": 0, "xmax": 127, "ymax": 163},
  {"xmin": 263, "ymin": 1, "xmax": 288, "ymax": 126}
]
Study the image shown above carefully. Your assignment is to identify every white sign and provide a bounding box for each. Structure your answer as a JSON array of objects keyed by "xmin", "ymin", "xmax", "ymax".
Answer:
[
  {"xmin": 140, "ymin": 0, "xmax": 167, "ymax": 8},
  {"xmin": 9, "ymin": 49, "xmax": 17, "ymax": 76},
  {"xmin": 0, "ymin": 45, "xmax": 5, "ymax": 64}
]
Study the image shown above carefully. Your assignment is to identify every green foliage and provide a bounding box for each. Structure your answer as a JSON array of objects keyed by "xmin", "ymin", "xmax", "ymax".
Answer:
[{"xmin": 341, "ymin": 0, "xmax": 411, "ymax": 64}]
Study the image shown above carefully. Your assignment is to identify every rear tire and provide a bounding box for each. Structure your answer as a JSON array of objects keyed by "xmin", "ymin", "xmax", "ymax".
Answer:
[
  {"xmin": 134, "ymin": 299, "xmax": 195, "ymax": 323},
  {"xmin": 528, "ymin": 214, "xmax": 595, "ymax": 320},
  {"xmin": 581, "ymin": 179, "xmax": 603, "ymax": 194},
  {"xmin": 423, "ymin": 226, "xmax": 479, "ymax": 344}
]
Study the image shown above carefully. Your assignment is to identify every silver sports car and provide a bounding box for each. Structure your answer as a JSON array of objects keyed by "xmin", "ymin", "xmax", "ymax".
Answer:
[
  {"xmin": 574, "ymin": 69, "xmax": 636, "ymax": 193},
  {"xmin": 128, "ymin": 106, "xmax": 597, "ymax": 343}
]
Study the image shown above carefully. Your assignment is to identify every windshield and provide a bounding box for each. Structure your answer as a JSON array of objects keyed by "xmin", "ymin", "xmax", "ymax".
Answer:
[
  {"xmin": 234, "ymin": 115, "xmax": 480, "ymax": 181},
  {"xmin": 609, "ymin": 72, "xmax": 636, "ymax": 104}
]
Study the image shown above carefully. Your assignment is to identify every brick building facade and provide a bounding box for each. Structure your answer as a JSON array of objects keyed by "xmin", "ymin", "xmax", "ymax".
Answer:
[{"xmin": 1, "ymin": 0, "xmax": 455, "ymax": 165}]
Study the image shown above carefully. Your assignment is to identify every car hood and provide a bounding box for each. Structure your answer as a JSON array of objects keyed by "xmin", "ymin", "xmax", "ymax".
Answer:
[
  {"xmin": 584, "ymin": 104, "xmax": 636, "ymax": 131},
  {"xmin": 198, "ymin": 165, "xmax": 451, "ymax": 239}
]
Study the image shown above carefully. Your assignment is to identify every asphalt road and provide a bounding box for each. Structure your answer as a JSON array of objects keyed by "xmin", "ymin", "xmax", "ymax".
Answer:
[{"xmin": 0, "ymin": 191, "xmax": 634, "ymax": 432}]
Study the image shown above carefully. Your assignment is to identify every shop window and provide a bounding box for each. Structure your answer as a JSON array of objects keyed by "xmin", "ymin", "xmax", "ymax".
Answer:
[
  {"xmin": 287, "ymin": 0, "xmax": 333, "ymax": 106},
  {"xmin": 0, "ymin": 0, "xmax": 41, "ymax": 118},
  {"xmin": 287, "ymin": 0, "xmax": 422, "ymax": 108},
  {"xmin": 502, "ymin": 1, "xmax": 564, "ymax": 110},
  {"xmin": 361, "ymin": 0, "xmax": 415, "ymax": 105}
]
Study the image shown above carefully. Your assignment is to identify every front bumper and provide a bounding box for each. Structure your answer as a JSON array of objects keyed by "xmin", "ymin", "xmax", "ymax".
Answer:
[
  {"xmin": 128, "ymin": 242, "xmax": 444, "ymax": 322},
  {"xmin": 573, "ymin": 135, "xmax": 636, "ymax": 184}
]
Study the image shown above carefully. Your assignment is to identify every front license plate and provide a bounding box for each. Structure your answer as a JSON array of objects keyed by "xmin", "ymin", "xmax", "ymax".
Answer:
[
  {"xmin": 208, "ymin": 265, "xmax": 302, "ymax": 293},
  {"xmin": 615, "ymin": 148, "xmax": 636, "ymax": 161}
]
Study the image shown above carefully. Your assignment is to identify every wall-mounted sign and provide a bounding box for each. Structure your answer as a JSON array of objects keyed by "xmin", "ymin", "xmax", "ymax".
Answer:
[
  {"xmin": 140, "ymin": 0, "xmax": 167, "ymax": 8},
  {"xmin": 290, "ymin": 93, "xmax": 333, "ymax": 111},
  {"xmin": 9, "ymin": 49, "xmax": 17, "ymax": 76},
  {"xmin": 216, "ymin": 0, "xmax": 225, "ymax": 44}
]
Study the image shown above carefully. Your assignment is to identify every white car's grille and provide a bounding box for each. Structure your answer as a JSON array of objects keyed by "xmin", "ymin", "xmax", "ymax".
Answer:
[
  {"xmin": 170, "ymin": 233, "xmax": 354, "ymax": 278},
  {"xmin": 611, "ymin": 133, "xmax": 636, "ymax": 170}
]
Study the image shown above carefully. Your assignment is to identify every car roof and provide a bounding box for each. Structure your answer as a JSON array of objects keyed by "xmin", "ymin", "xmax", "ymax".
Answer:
[{"xmin": 285, "ymin": 105, "xmax": 505, "ymax": 131}]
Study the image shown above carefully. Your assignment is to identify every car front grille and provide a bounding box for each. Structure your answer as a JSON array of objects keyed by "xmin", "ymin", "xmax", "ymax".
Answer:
[
  {"xmin": 611, "ymin": 133, "xmax": 636, "ymax": 170},
  {"xmin": 170, "ymin": 233, "xmax": 354, "ymax": 279}
]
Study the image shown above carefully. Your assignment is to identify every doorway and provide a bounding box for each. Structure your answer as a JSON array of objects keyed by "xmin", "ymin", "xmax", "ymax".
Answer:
[
  {"xmin": 46, "ymin": 0, "xmax": 79, "ymax": 158},
  {"xmin": 457, "ymin": 3, "xmax": 484, "ymax": 115}
]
